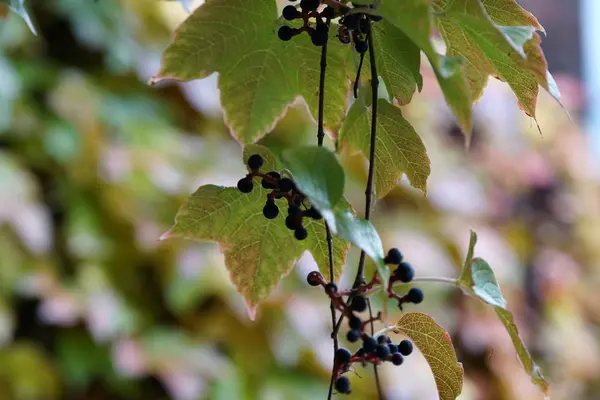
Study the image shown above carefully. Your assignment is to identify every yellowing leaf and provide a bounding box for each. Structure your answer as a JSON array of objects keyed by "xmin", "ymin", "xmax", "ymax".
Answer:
[
  {"xmin": 393, "ymin": 313, "xmax": 463, "ymax": 400},
  {"xmin": 162, "ymin": 145, "xmax": 349, "ymax": 318},
  {"xmin": 339, "ymin": 97, "xmax": 430, "ymax": 197},
  {"xmin": 153, "ymin": 0, "xmax": 349, "ymax": 143},
  {"xmin": 480, "ymin": 0, "xmax": 544, "ymax": 31}
]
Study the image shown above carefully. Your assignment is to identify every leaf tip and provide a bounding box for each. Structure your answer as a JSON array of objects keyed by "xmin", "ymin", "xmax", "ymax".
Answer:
[
  {"xmin": 245, "ymin": 302, "xmax": 257, "ymax": 321},
  {"xmin": 160, "ymin": 228, "xmax": 175, "ymax": 241}
]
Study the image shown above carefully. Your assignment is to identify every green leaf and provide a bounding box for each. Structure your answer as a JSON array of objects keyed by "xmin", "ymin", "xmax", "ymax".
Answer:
[
  {"xmin": 495, "ymin": 307, "xmax": 549, "ymax": 396},
  {"xmin": 281, "ymin": 146, "xmax": 345, "ymax": 216},
  {"xmin": 376, "ymin": 0, "xmax": 473, "ymax": 136},
  {"xmin": 480, "ymin": 0, "xmax": 544, "ymax": 32},
  {"xmin": 153, "ymin": 0, "xmax": 349, "ymax": 143},
  {"xmin": 162, "ymin": 144, "xmax": 349, "ymax": 318},
  {"xmin": 393, "ymin": 313, "xmax": 463, "ymax": 400},
  {"xmin": 339, "ymin": 97, "xmax": 430, "ymax": 197},
  {"xmin": 1, "ymin": 0, "xmax": 36, "ymax": 34}
]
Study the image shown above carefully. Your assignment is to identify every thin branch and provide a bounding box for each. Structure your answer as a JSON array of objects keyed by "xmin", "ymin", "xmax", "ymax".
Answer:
[
  {"xmin": 368, "ymin": 298, "xmax": 385, "ymax": 400},
  {"xmin": 317, "ymin": 40, "xmax": 328, "ymax": 147},
  {"xmin": 411, "ymin": 276, "xmax": 458, "ymax": 285},
  {"xmin": 353, "ymin": 52, "xmax": 365, "ymax": 99}
]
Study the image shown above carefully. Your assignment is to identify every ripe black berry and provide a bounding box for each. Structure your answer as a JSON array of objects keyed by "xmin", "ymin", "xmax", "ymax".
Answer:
[
  {"xmin": 388, "ymin": 344, "xmax": 398, "ymax": 354},
  {"xmin": 362, "ymin": 336, "xmax": 377, "ymax": 352},
  {"xmin": 375, "ymin": 344, "xmax": 390, "ymax": 359},
  {"xmin": 294, "ymin": 227, "xmax": 308, "ymax": 240},
  {"xmin": 406, "ymin": 288, "xmax": 424, "ymax": 304},
  {"xmin": 350, "ymin": 295, "xmax": 367, "ymax": 312},
  {"xmin": 300, "ymin": 0, "xmax": 320, "ymax": 12},
  {"xmin": 348, "ymin": 316, "xmax": 362, "ymax": 330},
  {"xmin": 262, "ymin": 171, "xmax": 280, "ymax": 189},
  {"xmin": 263, "ymin": 203, "xmax": 279, "ymax": 219},
  {"xmin": 385, "ymin": 248, "xmax": 403, "ymax": 265},
  {"xmin": 394, "ymin": 262, "xmax": 414, "ymax": 283},
  {"xmin": 307, "ymin": 271, "xmax": 323, "ymax": 286},
  {"xmin": 335, "ymin": 376, "xmax": 351, "ymax": 394},
  {"xmin": 278, "ymin": 25, "xmax": 294, "ymax": 41},
  {"xmin": 355, "ymin": 40, "xmax": 368, "ymax": 54},
  {"xmin": 359, "ymin": 18, "xmax": 369, "ymax": 34},
  {"xmin": 288, "ymin": 204, "xmax": 301, "ymax": 216},
  {"xmin": 285, "ymin": 215, "xmax": 299, "ymax": 230},
  {"xmin": 279, "ymin": 178, "xmax": 295, "ymax": 192},
  {"xmin": 321, "ymin": 6, "xmax": 335, "ymax": 19},
  {"xmin": 377, "ymin": 335, "xmax": 389, "ymax": 345},
  {"xmin": 346, "ymin": 329, "xmax": 360, "ymax": 343},
  {"xmin": 311, "ymin": 24, "xmax": 329, "ymax": 46},
  {"xmin": 306, "ymin": 207, "xmax": 322, "ymax": 220},
  {"xmin": 237, "ymin": 177, "xmax": 253, "ymax": 193},
  {"xmin": 355, "ymin": 348, "xmax": 365, "ymax": 358},
  {"xmin": 342, "ymin": 14, "xmax": 359, "ymax": 30},
  {"xmin": 398, "ymin": 340, "xmax": 413, "ymax": 356},
  {"xmin": 391, "ymin": 353, "xmax": 404, "ymax": 366},
  {"xmin": 247, "ymin": 154, "xmax": 263, "ymax": 170},
  {"xmin": 335, "ymin": 348, "xmax": 352, "ymax": 364},
  {"xmin": 325, "ymin": 282, "xmax": 338, "ymax": 294},
  {"xmin": 282, "ymin": 5, "xmax": 299, "ymax": 20}
]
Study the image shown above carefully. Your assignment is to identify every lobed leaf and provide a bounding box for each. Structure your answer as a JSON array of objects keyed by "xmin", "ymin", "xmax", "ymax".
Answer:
[
  {"xmin": 153, "ymin": 0, "xmax": 349, "ymax": 143},
  {"xmin": 162, "ymin": 144, "xmax": 349, "ymax": 318},
  {"xmin": 339, "ymin": 97, "xmax": 430, "ymax": 197},
  {"xmin": 393, "ymin": 313, "xmax": 463, "ymax": 400}
]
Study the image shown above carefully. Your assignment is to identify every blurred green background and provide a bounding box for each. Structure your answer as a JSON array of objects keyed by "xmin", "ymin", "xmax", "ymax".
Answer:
[{"xmin": 0, "ymin": 1, "xmax": 599, "ymax": 399}]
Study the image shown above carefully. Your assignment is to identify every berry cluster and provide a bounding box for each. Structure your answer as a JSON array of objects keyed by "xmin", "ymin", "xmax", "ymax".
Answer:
[
  {"xmin": 278, "ymin": 0, "xmax": 338, "ymax": 46},
  {"xmin": 336, "ymin": 3, "xmax": 382, "ymax": 53},
  {"xmin": 236, "ymin": 154, "xmax": 323, "ymax": 241},
  {"xmin": 306, "ymin": 246, "xmax": 423, "ymax": 394}
]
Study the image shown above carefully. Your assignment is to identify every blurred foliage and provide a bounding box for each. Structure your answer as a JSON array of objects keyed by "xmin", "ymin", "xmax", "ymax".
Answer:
[{"xmin": 0, "ymin": 1, "xmax": 599, "ymax": 400}]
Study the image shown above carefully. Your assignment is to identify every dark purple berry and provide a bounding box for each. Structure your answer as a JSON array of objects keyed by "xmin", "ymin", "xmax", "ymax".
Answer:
[
  {"xmin": 282, "ymin": 5, "xmax": 299, "ymax": 20},
  {"xmin": 311, "ymin": 24, "xmax": 329, "ymax": 46},
  {"xmin": 321, "ymin": 6, "xmax": 336, "ymax": 19},
  {"xmin": 285, "ymin": 215, "xmax": 298, "ymax": 230},
  {"xmin": 346, "ymin": 329, "xmax": 360, "ymax": 343},
  {"xmin": 377, "ymin": 335, "xmax": 389, "ymax": 345},
  {"xmin": 278, "ymin": 25, "xmax": 294, "ymax": 41},
  {"xmin": 307, "ymin": 271, "xmax": 323, "ymax": 286},
  {"xmin": 262, "ymin": 171, "xmax": 280, "ymax": 189},
  {"xmin": 350, "ymin": 296, "xmax": 367, "ymax": 312},
  {"xmin": 263, "ymin": 203, "xmax": 279, "ymax": 219},
  {"xmin": 355, "ymin": 40, "xmax": 368, "ymax": 54},
  {"xmin": 300, "ymin": 0, "xmax": 320, "ymax": 12},
  {"xmin": 247, "ymin": 154, "xmax": 263, "ymax": 170},
  {"xmin": 388, "ymin": 344, "xmax": 398, "ymax": 354},
  {"xmin": 237, "ymin": 177, "xmax": 253, "ymax": 193},
  {"xmin": 335, "ymin": 376, "xmax": 351, "ymax": 394},
  {"xmin": 385, "ymin": 248, "xmax": 403, "ymax": 265},
  {"xmin": 362, "ymin": 336, "xmax": 377, "ymax": 352},
  {"xmin": 394, "ymin": 262, "xmax": 415, "ymax": 283},
  {"xmin": 294, "ymin": 227, "xmax": 308, "ymax": 241},
  {"xmin": 335, "ymin": 348, "xmax": 352, "ymax": 364},
  {"xmin": 355, "ymin": 348, "xmax": 365, "ymax": 358},
  {"xmin": 375, "ymin": 344, "xmax": 390, "ymax": 359},
  {"xmin": 324, "ymin": 282, "xmax": 338, "ymax": 294},
  {"xmin": 348, "ymin": 316, "xmax": 362, "ymax": 330},
  {"xmin": 398, "ymin": 340, "xmax": 413, "ymax": 356},
  {"xmin": 406, "ymin": 288, "xmax": 424, "ymax": 304},
  {"xmin": 342, "ymin": 14, "xmax": 359, "ymax": 30},
  {"xmin": 279, "ymin": 178, "xmax": 295, "ymax": 192},
  {"xmin": 391, "ymin": 353, "xmax": 404, "ymax": 366}
]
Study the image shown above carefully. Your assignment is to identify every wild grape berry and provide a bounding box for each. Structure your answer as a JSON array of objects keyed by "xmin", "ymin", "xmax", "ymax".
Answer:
[
  {"xmin": 282, "ymin": 5, "xmax": 299, "ymax": 20},
  {"xmin": 377, "ymin": 335, "xmax": 389, "ymax": 345},
  {"xmin": 285, "ymin": 215, "xmax": 298, "ymax": 230},
  {"xmin": 279, "ymin": 178, "xmax": 296, "ymax": 192},
  {"xmin": 278, "ymin": 26, "xmax": 294, "ymax": 41},
  {"xmin": 307, "ymin": 271, "xmax": 324, "ymax": 287},
  {"xmin": 375, "ymin": 344, "xmax": 390, "ymax": 359},
  {"xmin": 385, "ymin": 248, "xmax": 403, "ymax": 265},
  {"xmin": 247, "ymin": 154, "xmax": 264, "ymax": 170},
  {"xmin": 355, "ymin": 40, "xmax": 368, "ymax": 54},
  {"xmin": 346, "ymin": 329, "xmax": 360, "ymax": 343},
  {"xmin": 398, "ymin": 340, "xmax": 413, "ymax": 356},
  {"xmin": 262, "ymin": 171, "xmax": 280, "ymax": 189},
  {"xmin": 335, "ymin": 348, "xmax": 352, "ymax": 364},
  {"xmin": 355, "ymin": 348, "xmax": 365, "ymax": 358},
  {"xmin": 263, "ymin": 203, "xmax": 279, "ymax": 219},
  {"xmin": 335, "ymin": 376, "xmax": 351, "ymax": 394},
  {"xmin": 351, "ymin": 296, "xmax": 367, "ymax": 312},
  {"xmin": 391, "ymin": 353, "xmax": 404, "ymax": 366},
  {"xmin": 342, "ymin": 14, "xmax": 359, "ymax": 30},
  {"xmin": 359, "ymin": 17, "xmax": 369, "ymax": 34},
  {"xmin": 237, "ymin": 177, "xmax": 253, "ymax": 193},
  {"xmin": 362, "ymin": 336, "xmax": 377, "ymax": 352},
  {"xmin": 321, "ymin": 6, "xmax": 335, "ymax": 19},
  {"xmin": 348, "ymin": 316, "xmax": 362, "ymax": 330},
  {"xmin": 300, "ymin": 0, "xmax": 320, "ymax": 12},
  {"xmin": 311, "ymin": 24, "xmax": 329, "ymax": 46},
  {"xmin": 288, "ymin": 204, "xmax": 301, "ymax": 216},
  {"xmin": 388, "ymin": 344, "xmax": 398, "ymax": 354},
  {"xmin": 394, "ymin": 262, "xmax": 414, "ymax": 283},
  {"xmin": 294, "ymin": 227, "xmax": 308, "ymax": 241},
  {"xmin": 406, "ymin": 288, "xmax": 424, "ymax": 304},
  {"xmin": 325, "ymin": 282, "xmax": 338, "ymax": 295},
  {"xmin": 306, "ymin": 207, "xmax": 322, "ymax": 220}
]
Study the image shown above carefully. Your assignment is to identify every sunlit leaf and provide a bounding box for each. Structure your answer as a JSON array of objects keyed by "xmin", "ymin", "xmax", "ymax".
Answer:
[
  {"xmin": 153, "ymin": 0, "xmax": 349, "ymax": 143},
  {"xmin": 161, "ymin": 145, "xmax": 349, "ymax": 318},
  {"xmin": 393, "ymin": 313, "xmax": 463, "ymax": 400}
]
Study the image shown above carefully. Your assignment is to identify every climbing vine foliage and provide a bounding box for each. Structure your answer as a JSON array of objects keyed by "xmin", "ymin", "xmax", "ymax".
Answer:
[{"xmin": 3, "ymin": 0, "xmax": 558, "ymax": 398}]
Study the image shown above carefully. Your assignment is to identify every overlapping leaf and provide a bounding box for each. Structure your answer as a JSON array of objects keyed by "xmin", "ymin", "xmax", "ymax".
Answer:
[
  {"xmin": 458, "ymin": 231, "xmax": 549, "ymax": 395},
  {"xmin": 393, "ymin": 313, "xmax": 463, "ymax": 400},
  {"xmin": 153, "ymin": 0, "xmax": 349, "ymax": 143},
  {"xmin": 339, "ymin": 97, "xmax": 430, "ymax": 197},
  {"xmin": 161, "ymin": 145, "xmax": 349, "ymax": 318}
]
